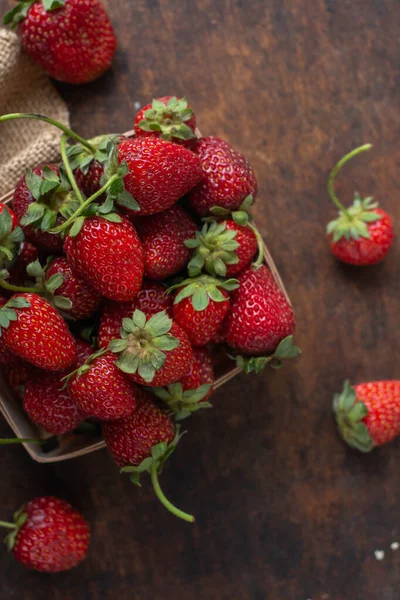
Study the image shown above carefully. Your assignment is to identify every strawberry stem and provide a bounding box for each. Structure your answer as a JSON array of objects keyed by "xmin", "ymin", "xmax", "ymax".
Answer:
[
  {"xmin": 60, "ymin": 133, "xmax": 84, "ymax": 205},
  {"xmin": 50, "ymin": 174, "xmax": 120, "ymax": 234},
  {"xmin": 0, "ymin": 438, "xmax": 42, "ymax": 444},
  {"xmin": 0, "ymin": 113, "xmax": 96, "ymax": 153},
  {"xmin": 328, "ymin": 144, "xmax": 373, "ymax": 217},
  {"xmin": 0, "ymin": 280, "xmax": 38, "ymax": 294},
  {"xmin": 150, "ymin": 462, "xmax": 195, "ymax": 523},
  {"xmin": 0, "ymin": 521, "xmax": 16, "ymax": 530},
  {"xmin": 249, "ymin": 223, "xmax": 265, "ymax": 269}
]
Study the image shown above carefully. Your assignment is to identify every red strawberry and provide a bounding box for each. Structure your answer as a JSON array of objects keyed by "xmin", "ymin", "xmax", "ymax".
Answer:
[
  {"xmin": 172, "ymin": 276, "xmax": 238, "ymax": 347},
  {"xmin": 24, "ymin": 372, "xmax": 84, "ymax": 435},
  {"xmin": 1, "ymin": 360, "xmax": 37, "ymax": 401},
  {"xmin": 334, "ymin": 380, "xmax": 400, "ymax": 451},
  {"xmin": 118, "ymin": 137, "xmax": 202, "ymax": 215},
  {"xmin": 134, "ymin": 96, "xmax": 197, "ymax": 147},
  {"xmin": 4, "ymin": 0, "xmax": 116, "ymax": 84},
  {"xmin": 135, "ymin": 205, "xmax": 197, "ymax": 280},
  {"xmin": 187, "ymin": 137, "xmax": 258, "ymax": 217},
  {"xmin": 109, "ymin": 309, "xmax": 193, "ymax": 387},
  {"xmin": 327, "ymin": 144, "xmax": 393, "ymax": 266},
  {"xmin": 64, "ymin": 215, "xmax": 144, "ymax": 302},
  {"xmin": 154, "ymin": 347, "xmax": 214, "ymax": 419},
  {"xmin": 11, "ymin": 165, "xmax": 66, "ymax": 252},
  {"xmin": 0, "ymin": 299, "xmax": 21, "ymax": 366},
  {"xmin": 74, "ymin": 338, "xmax": 94, "ymax": 365},
  {"xmin": 7, "ymin": 242, "xmax": 38, "ymax": 288},
  {"xmin": 1, "ymin": 496, "xmax": 90, "ymax": 572},
  {"xmin": 98, "ymin": 280, "xmax": 172, "ymax": 348},
  {"xmin": 0, "ymin": 203, "xmax": 23, "ymax": 271},
  {"xmin": 75, "ymin": 159, "xmax": 105, "ymax": 198},
  {"xmin": 0, "ymin": 293, "xmax": 77, "ymax": 370},
  {"xmin": 102, "ymin": 390, "xmax": 194, "ymax": 522},
  {"xmin": 45, "ymin": 257, "xmax": 101, "ymax": 320},
  {"xmin": 186, "ymin": 219, "xmax": 258, "ymax": 277},
  {"xmin": 66, "ymin": 351, "xmax": 137, "ymax": 421},
  {"xmin": 224, "ymin": 265, "xmax": 299, "ymax": 373}
]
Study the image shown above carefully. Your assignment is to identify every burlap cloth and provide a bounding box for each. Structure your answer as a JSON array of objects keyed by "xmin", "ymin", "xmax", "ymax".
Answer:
[{"xmin": 0, "ymin": 29, "xmax": 69, "ymax": 194}]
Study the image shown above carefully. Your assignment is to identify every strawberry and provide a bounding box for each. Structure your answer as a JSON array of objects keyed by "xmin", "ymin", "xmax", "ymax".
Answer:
[
  {"xmin": 327, "ymin": 144, "xmax": 393, "ymax": 266},
  {"xmin": 4, "ymin": 0, "xmax": 116, "ymax": 85},
  {"xmin": 11, "ymin": 165, "xmax": 68, "ymax": 252},
  {"xmin": 187, "ymin": 137, "xmax": 258, "ymax": 217},
  {"xmin": 171, "ymin": 276, "xmax": 238, "ymax": 347},
  {"xmin": 334, "ymin": 380, "xmax": 400, "ymax": 451},
  {"xmin": 98, "ymin": 280, "xmax": 172, "ymax": 348},
  {"xmin": 74, "ymin": 159, "xmax": 105, "ymax": 198},
  {"xmin": 0, "ymin": 496, "xmax": 90, "ymax": 572},
  {"xmin": 45, "ymin": 257, "xmax": 101, "ymax": 319},
  {"xmin": 224, "ymin": 265, "xmax": 299, "ymax": 373},
  {"xmin": 0, "ymin": 298, "xmax": 21, "ymax": 366},
  {"xmin": 118, "ymin": 137, "xmax": 202, "ymax": 215},
  {"xmin": 134, "ymin": 96, "xmax": 197, "ymax": 147},
  {"xmin": 66, "ymin": 351, "xmax": 137, "ymax": 421},
  {"xmin": 7, "ymin": 242, "xmax": 38, "ymax": 288},
  {"xmin": 135, "ymin": 205, "xmax": 197, "ymax": 280},
  {"xmin": 64, "ymin": 215, "xmax": 144, "ymax": 302},
  {"xmin": 0, "ymin": 293, "xmax": 77, "ymax": 370},
  {"xmin": 109, "ymin": 309, "xmax": 193, "ymax": 387},
  {"xmin": 102, "ymin": 390, "xmax": 194, "ymax": 522},
  {"xmin": 0, "ymin": 204, "xmax": 23, "ymax": 271},
  {"xmin": 153, "ymin": 347, "xmax": 214, "ymax": 419},
  {"xmin": 1, "ymin": 360, "xmax": 37, "ymax": 401},
  {"xmin": 186, "ymin": 219, "xmax": 258, "ymax": 277}
]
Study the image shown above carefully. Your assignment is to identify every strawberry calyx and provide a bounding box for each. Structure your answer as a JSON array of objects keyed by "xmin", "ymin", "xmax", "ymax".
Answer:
[
  {"xmin": 231, "ymin": 335, "xmax": 301, "ymax": 374},
  {"xmin": 120, "ymin": 426, "xmax": 195, "ymax": 522},
  {"xmin": 0, "ymin": 295, "xmax": 31, "ymax": 335},
  {"xmin": 185, "ymin": 221, "xmax": 240, "ymax": 277},
  {"xmin": 0, "ymin": 207, "xmax": 24, "ymax": 268},
  {"xmin": 153, "ymin": 383, "xmax": 213, "ymax": 420},
  {"xmin": 137, "ymin": 97, "xmax": 196, "ymax": 142},
  {"xmin": 108, "ymin": 309, "xmax": 179, "ymax": 383},
  {"xmin": 4, "ymin": 0, "xmax": 65, "ymax": 26},
  {"xmin": 26, "ymin": 258, "xmax": 73, "ymax": 312},
  {"xmin": 21, "ymin": 166, "xmax": 71, "ymax": 232},
  {"xmin": 66, "ymin": 134, "xmax": 120, "ymax": 175},
  {"xmin": 169, "ymin": 275, "xmax": 239, "ymax": 311},
  {"xmin": 333, "ymin": 380, "xmax": 374, "ymax": 452},
  {"xmin": 326, "ymin": 193, "xmax": 381, "ymax": 242},
  {"xmin": 0, "ymin": 507, "xmax": 28, "ymax": 551},
  {"xmin": 208, "ymin": 194, "xmax": 254, "ymax": 227}
]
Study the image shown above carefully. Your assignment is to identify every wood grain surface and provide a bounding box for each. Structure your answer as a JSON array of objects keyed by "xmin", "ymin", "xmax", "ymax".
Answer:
[{"xmin": 1, "ymin": 1, "xmax": 400, "ymax": 598}]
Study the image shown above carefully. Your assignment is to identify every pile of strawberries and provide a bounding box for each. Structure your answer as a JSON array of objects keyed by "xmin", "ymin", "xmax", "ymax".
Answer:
[{"xmin": 0, "ymin": 96, "xmax": 299, "ymax": 530}]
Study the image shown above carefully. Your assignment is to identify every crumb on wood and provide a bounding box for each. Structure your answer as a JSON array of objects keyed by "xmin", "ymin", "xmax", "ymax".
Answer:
[{"xmin": 374, "ymin": 550, "xmax": 385, "ymax": 561}]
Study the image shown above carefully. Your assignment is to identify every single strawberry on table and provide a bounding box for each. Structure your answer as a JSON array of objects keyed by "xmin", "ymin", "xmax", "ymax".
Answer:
[
  {"xmin": 134, "ymin": 96, "xmax": 197, "ymax": 147},
  {"xmin": 171, "ymin": 275, "xmax": 239, "ymax": 347},
  {"xmin": 0, "ymin": 496, "xmax": 90, "ymax": 572},
  {"xmin": 187, "ymin": 137, "xmax": 258, "ymax": 217},
  {"xmin": 135, "ymin": 204, "xmax": 197, "ymax": 280},
  {"xmin": 4, "ymin": 0, "xmax": 116, "ymax": 84},
  {"xmin": 334, "ymin": 380, "xmax": 400, "ymax": 451},
  {"xmin": 102, "ymin": 389, "xmax": 195, "ymax": 522},
  {"xmin": 327, "ymin": 144, "xmax": 393, "ymax": 266}
]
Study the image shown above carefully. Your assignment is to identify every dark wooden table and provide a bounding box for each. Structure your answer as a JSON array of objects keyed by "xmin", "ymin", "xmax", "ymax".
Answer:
[{"xmin": 1, "ymin": 1, "xmax": 400, "ymax": 598}]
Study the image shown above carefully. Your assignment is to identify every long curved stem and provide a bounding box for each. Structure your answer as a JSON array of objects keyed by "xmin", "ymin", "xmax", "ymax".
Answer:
[
  {"xmin": 0, "ymin": 280, "xmax": 38, "ymax": 294},
  {"xmin": 50, "ymin": 174, "xmax": 119, "ymax": 234},
  {"xmin": 0, "ymin": 521, "xmax": 16, "ymax": 530},
  {"xmin": 0, "ymin": 438, "xmax": 42, "ymax": 445},
  {"xmin": 150, "ymin": 462, "xmax": 195, "ymax": 523},
  {"xmin": 328, "ymin": 144, "xmax": 373, "ymax": 217},
  {"xmin": 249, "ymin": 223, "xmax": 265, "ymax": 269},
  {"xmin": 0, "ymin": 113, "xmax": 96, "ymax": 153},
  {"xmin": 60, "ymin": 134, "xmax": 85, "ymax": 205}
]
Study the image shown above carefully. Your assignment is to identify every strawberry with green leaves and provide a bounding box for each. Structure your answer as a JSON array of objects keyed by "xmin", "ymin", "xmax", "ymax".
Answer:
[
  {"xmin": 109, "ymin": 309, "xmax": 193, "ymax": 387},
  {"xmin": 327, "ymin": 144, "xmax": 393, "ymax": 266},
  {"xmin": 0, "ymin": 204, "xmax": 24, "ymax": 271},
  {"xmin": 134, "ymin": 96, "xmax": 197, "ymax": 147},
  {"xmin": 0, "ymin": 293, "xmax": 77, "ymax": 370},
  {"xmin": 334, "ymin": 380, "xmax": 400, "ymax": 451},
  {"xmin": 0, "ymin": 496, "xmax": 90, "ymax": 572},
  {"xmin": 7, "ymin": 241, "xmax": 38, "ymax": 289},
  {"xmin": 171, "ymin": 276, "xmax": 238, "ymax": 347},
  {"xmin": 153, "ymin": 347, "xmax": 214, "ymax": 420},
  {"xmin": 102, "ymin": 389, "xmax": 194, "ymax": 522}
]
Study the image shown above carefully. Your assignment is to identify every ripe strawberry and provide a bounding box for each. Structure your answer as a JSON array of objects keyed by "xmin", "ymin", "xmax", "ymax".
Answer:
[
  {"xmin": 98, "ymin": 280, "xmax": 172, "ymax": 348},
  {"xmin": 12, "ymin": 165, "xmax": 67, "ymax": 252},
  {"xmin": 118, "ymin": 137, "xmax": 202, "ymax": 215},
  {"xmin": 171, "ymin": 276, "xmax": 238, "ymax": 347},
  {"xmin": 45, "ymin": 257, "xmax": 101, "ymax": 319},
  {"xmin": 75, "ymin": 159, "xmax": 105, "ymax": 198},
  {"xmin": 4, "ymin": 0, "xmax": 116, "ymax": 84},
  {"xmin": 334, "ymin": 380, "xmax": 400, "ymax": 451},
  {"xmin": 186, "ymin": 219, "xmax": 258, "ymax": 277},
  {"xmin": 134, "ymin": 96, "xmax": 197, "ymax": 147},
  {"xmin": 154, "ymin": 347, "xmax": 214, "ymax": 419},
  {"xmin": 2, "ymin": 360, "xmax": 37, "ymax": 401},
  {"xmin": 187, "ymin": 137, "xmax": 258, "ymax": 217},
  {"xmin": 327, "ymin": 144, "xmax": 393, "ymax": 266},
  {"xmin": 0, "ymin": 204, "xmax": 23, "ymax": 270},
  {"xmin": 1, "ymin": 496, "xmax": 90, "ymax": 572},
  {"xmin": 0, "ymin": 298, "xmax": 21, "ymax": 366},
  {"xmin": 135, "ymin": 205, "xmax": 197, "ymax": 280},
  {"xmin": 102, "ymin": 390, "xmax": 194, "ymax": 522},
  {"xmin": 66, "ymin": 351, "xmax": 137, "ymax": 421},
  {"xmin": 64, "ymin": 215, "xmax": 144, "ymax": 302},
  {"xmin": 224, "ymin": 265, "xmax": 299, "ymax": 373},
  {"xmin": 109, "ymin": 309, "xmax": 193, "ymax": 387},
  {"xmin": 0, "ymin": 293, "xmax": 77, "ymax": 370}
]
